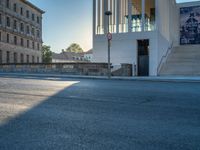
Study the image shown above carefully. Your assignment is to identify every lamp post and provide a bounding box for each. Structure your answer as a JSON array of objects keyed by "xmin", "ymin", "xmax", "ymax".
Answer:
[{"xmin": 105, "ymin": 11, "xmax": 112, "ymax": 79}]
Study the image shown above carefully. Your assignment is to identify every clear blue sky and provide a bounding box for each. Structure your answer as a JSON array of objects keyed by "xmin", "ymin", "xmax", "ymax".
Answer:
[{"xmin": 29, "ymin": 0, "xmax": 199, "ymax": 53}]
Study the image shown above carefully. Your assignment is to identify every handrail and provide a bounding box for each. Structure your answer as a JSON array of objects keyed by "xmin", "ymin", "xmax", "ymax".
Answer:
[{"xmin": 157, "ymin": 42, "xmax": 173, "ymax": 74}]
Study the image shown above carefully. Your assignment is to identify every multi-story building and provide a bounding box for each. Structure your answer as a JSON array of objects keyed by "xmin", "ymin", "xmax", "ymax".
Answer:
[
  {"xmin": 0, "ymin": 0, "xmax": 44, "ymax": 64},
  {"xmin": 93, "ymin": 0, "xmax": 200, "ymax": 76}
]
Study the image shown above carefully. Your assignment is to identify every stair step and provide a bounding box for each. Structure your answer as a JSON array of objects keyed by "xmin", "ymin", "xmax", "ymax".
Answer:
[{"xmin": 159, "ymin": 45, "xmax": 200, "ymax": 76}]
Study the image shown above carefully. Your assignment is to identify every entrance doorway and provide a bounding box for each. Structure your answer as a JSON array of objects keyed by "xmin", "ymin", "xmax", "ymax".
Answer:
[{"xmin": 137, "ymin": 40, "xmax": 149, "ymax": 76}]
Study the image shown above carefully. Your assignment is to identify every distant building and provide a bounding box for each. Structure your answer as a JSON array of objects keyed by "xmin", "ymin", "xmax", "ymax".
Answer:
[
  {"xmin": 52, "ymin": 52, "xmax": 85, "ymax": 63},
  {"xmin": 84, "ymin": 49, "xmax": 93, "ymax": 62},
  {"xmin": 52, "ymin": 50, "xmax": 93, "ymax": 63},
  {"xmin": 0, "ymin": 0, "xmax": 44, "ymax": 64}
]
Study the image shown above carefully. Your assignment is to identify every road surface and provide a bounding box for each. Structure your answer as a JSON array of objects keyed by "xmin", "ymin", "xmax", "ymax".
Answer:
[{"xmin": 0, "ymin": 75, "xmax": 200, "ymax": 150}]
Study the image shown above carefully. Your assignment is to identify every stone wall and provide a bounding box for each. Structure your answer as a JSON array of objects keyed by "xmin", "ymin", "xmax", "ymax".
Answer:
[{"xmin": 0, "ymin": 63, "xmax": 133, "ymax": 76}]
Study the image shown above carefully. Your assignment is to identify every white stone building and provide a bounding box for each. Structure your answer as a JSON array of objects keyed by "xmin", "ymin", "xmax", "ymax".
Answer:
[
  {"xmin": 93, "ymin": 0, "xmax": 200, "ymax": 76},
  {"xmin": 0, "ymin": 0, "xmax": 44, "ymax": 64}
]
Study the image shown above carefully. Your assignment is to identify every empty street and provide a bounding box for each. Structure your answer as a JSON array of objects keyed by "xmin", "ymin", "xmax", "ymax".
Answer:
[{"xmin": 0, "ymin": 75, "xmax": 200, "ymax": 150}]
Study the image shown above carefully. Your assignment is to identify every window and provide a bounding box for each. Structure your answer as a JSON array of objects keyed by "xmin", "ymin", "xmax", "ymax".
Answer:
[
  {"xmin": 20, "ymin": 7, "xmax": 23, "ymax": 16},
  {"xmin": 20, "ymin": 38, "xmax": 24, "ymax": 46},
  {"xmin": 6, "ymin": 51, "xmax": 10, "ymax": 63},
  {"xmin": 144, "ymin": 0, "xmax": 155, "ymax": 31},
  {"xmin": 26, "ymin": 10, "xmax": 29, "ymax": 18},
  {"xmin": 20, "ymin": 23, "xmax": 24, "ymax": 32},
  {"xmin": 14, "ymin": 52, "xmax": 17, "ymax": 63},
  {"xmin": 37, "ymin": 57, "xmax": 39, "ymax": 63},
  {"xmin": 0, "ymin": 32, "xmax": 1, "ymax": 41},
  {"xmin": 6, "ymin": 17, "xmax": 10, "ymax": 27},
  {"xmin": 14, "ymin": 36, "xmax": 17, "ymax": 45},
  {"xmin": 32, "ymin": 13, "xmax": 35, "ymax": 21},
  {"xmin": 6, "ymin": 0, "xmax": 10, "ymax": 9},
  {"xmin": 37, "ymin": 30, "xmax": 40, "ymax": 38},
  {"xmin": 37, "ymin": 43, "xmax": 40, "ymax": 50},
  {"xmin": 20, "ymin": 53, "xmax": 24, "ymax": 63},
  {"xmin": 26, "ymin": 25, "xmax": 30, "ymax": 34},
  {"xmin": 27, "ymin": 40, "xmax": 29, "ymax": 48},
  {"xmin": 14, "ymin": 20, "xmax": 17, "ymax": 30},
  {"xmin": 0, "ymin": 13, "xmax": 2, "ymax": 25},
  {"xmin": 0, "ymin": 50, "xmax": 2, "ymax": 64},
  {"xmin": 37, "ymin": 16, "xmax": 40, "ymax": 24},
  {"xmin": 27, "ymin": 55, "xmax": 29, "ymax": 63},
  {"xmin": 31, "ymin": 27, "xmax": 35, "ymax": 36},
  {"xmin": 13, "ymin": 3, "xmax": 17, "ymax": 12},
  {"xmin": 32, "ymin": 41, "xmax": 35, "ymax": 49},
  {"xmin": 32, "ymin": 56, "xmax": 35, "ymax": 63},
  {"xmin": 7, "ymin": 34, "xmax": 9, "ymax": 43}
]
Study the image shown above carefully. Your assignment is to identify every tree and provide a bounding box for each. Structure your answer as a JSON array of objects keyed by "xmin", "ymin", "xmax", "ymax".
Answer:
[
  {"xmin": 42, "ymin": 45, "xmax": 52, "ymax": 63},
  {"xmin": 65, "ymin": 43, "xmax": 83, "ymax": 53}
]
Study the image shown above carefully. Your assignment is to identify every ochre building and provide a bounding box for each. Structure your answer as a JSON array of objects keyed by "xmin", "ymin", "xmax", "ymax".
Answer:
[{"xmin": 0, "ymin": 0, "xmax": 44, "ymax": 64}]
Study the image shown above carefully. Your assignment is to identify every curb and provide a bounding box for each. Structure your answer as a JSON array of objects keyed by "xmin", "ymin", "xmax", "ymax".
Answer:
[{"xmin": 0, "ymin": 73, "xmax": 200, "ymax": 83}]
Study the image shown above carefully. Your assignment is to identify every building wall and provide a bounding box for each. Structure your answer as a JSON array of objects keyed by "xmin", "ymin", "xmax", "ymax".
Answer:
[
  {"xmin": 0, "ymin": 0, "xmax": 43, "ymax": 63},
  {"xmin": 93, "ymin": 31, "xmax": 158, "ymax": 76}
]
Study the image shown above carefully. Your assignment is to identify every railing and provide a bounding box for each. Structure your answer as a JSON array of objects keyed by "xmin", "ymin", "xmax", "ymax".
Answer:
[{"xmin": 157, "ymin": 42, "xmax": 173, "ymax": 74}]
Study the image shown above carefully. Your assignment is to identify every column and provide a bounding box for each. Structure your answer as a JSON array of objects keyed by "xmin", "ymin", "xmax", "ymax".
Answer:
[
  {"xmin": 128, "ymin": 0, "xmax": 132, "ymax": 32},
  {"xmin": 116, "ymin": 0, "xmax": 119, "ymax": 33},
  {"xmin": 142, "ymin": 0, "xmax": 145, "ymax": 32},
  {"xmin": 93, "ymin": 0, "xmax": 96, "ymax": 35}
]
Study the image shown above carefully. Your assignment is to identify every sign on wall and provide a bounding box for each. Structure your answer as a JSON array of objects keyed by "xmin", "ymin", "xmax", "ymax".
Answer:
[{"xmin": 180, "ymin": 6, "xmax": 200, "ymax": 45}]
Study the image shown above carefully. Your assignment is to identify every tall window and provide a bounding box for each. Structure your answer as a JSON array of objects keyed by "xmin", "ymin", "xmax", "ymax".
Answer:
[
  {"xmin": 27, "ymin": 40, "xmax": 29, "ymax": 48},
  {"xmin": 144, "ymin": 0, "xmax": 155, "ymax": 31},
  {"xmin": 37, "ymin": 43, "xmax": 40, "ymax": 50},
  {"xmin": 14, "ymin": 20, "xmax": 17, "ymax": 30},
  {"xmin": 32, "ymin": 41, "xmax": 35, "ymax": 49},
  {"xmin": 20, "ymin": 7, "xmax": 23, "ymax": 16},
  {"xmin": 31, "ymin": 27, "xmax": 35, "ymax": 36},
  {"xmin": 32, "ymin": 14, "xmax": 35, "ymax": 21},
  {"xmin": 20, "ymin": 23, "xmax": 24, "ymax": 32},
  {"xmin": 13, "ymin": 3, "xmax": 17, "ymax": 12},
  {"xmin": 6, "ymin": 17, "xmax": 10, "ymax": 27},
  {"xmin": 0, "ymin": 13, "xmax": 2, "ymax": 25},
  {"xmin": 20, "ymin": 38, "xmax": 24, "ymax": 46},
  {"xmin": 0, "ymin": 32, "xmax": 1, "ymax": 41},
  {"xmin": 6, "ymin": 51, "xmax": 10, "ymax": 63},
  {"xmin": 27, "ymin": 55, "xmax": 29, "ymax": 63},
  {"xmin": 6, "ymin": 0, "xmax": 10, "ymax": 8},
  {"xmin": 14, "ymin": 36, "xmax": 17, "ymax": 45},
  {"xmin": 32, "ymin": 56, "xmax": 35, "ymax": 63},
  {"xmin": 20, "ymin": 53, "xmax": 24, "ymax": 63},
  {"xmin": 37, "ymin": 30, "xmax": 40, "ymax": 38},
  {"xmin": 0, "ymin": 50, "xmax": 2, "ymax": 64},
  {"xmin": 14, "ymin": 52, "xmax": 17, "ymax": 63},
  {"xmin": 37, "ymin": 16, "xmax": 40, "ymax": 24},
  {"xmin": 26, "ymin": 25, "xmax": 30, "ymax": 34},
  {"xmin": 26, "ymin": 10, "xmax": 30, "ymax": 18},
  {"xmin": 7, "ymin": 34, "xmax": 9, "ymax": 43}
]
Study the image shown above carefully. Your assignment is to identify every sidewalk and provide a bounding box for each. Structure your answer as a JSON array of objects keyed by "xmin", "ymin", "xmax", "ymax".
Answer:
[{"xmin": 0, "ymin": 72, "xmax": 200, "ymax": 83}]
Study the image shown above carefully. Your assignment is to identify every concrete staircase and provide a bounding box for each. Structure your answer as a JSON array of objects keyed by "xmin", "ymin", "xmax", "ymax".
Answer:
[{"xmin": 159, "ymin": 45, "xmax": 200, "ymax": 76}]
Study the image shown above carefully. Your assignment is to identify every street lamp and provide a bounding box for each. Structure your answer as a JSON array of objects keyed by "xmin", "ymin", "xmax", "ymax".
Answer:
[{"xmin": 105, "ymin": 11, "xmax": 112, "ymax": 79}]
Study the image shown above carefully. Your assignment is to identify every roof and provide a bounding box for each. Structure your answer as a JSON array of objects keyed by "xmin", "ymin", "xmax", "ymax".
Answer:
[
  {"xmin": 84, "ymin": 49, "xmax": 93, "ymax": 54},
  {"xmin": 52, "ymin": 52, "xmax": 84, "ymax": 60},
  {"xmin": 20, "ymin": 0, "xmax": 45, "ymax": 14}
]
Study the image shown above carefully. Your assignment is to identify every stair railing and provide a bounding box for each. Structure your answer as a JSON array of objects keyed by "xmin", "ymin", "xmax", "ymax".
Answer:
[{"xmin": 157, "ymin": 42, "xmax": 173, "ymax": 74}]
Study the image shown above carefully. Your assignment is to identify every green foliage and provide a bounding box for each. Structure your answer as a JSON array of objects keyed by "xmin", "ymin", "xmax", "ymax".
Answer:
[
  {"xmin": 42, "ymin": 45, "xmax": 52, "ymax": 63},
  {"xmin": 65, "ymin": 43, "xmax": 83, "ymax": 53}
]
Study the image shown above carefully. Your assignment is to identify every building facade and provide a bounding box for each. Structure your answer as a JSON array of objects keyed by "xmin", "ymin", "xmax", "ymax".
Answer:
[
  {"xmin": 0, "ymin": 0, "xmax": 44, "ymax": 64},
  {"xmin": 93, "ymin": 0, "xmax": 200, "ymax": 76}
]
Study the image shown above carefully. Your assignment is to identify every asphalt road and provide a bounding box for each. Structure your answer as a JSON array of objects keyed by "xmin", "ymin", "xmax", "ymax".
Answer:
[{"xmin": 0, "ymin": 75, "xmax": 200, "ymax": 150}]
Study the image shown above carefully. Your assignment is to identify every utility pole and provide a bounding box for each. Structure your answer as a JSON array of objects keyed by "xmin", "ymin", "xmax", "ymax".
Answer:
[{"xmin": 105, "ymin": 11, "xmax": 112, "ymax": 79}]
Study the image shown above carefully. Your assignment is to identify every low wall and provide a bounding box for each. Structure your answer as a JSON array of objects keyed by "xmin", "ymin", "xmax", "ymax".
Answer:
[{"xmin": 0, "ymin": 63, "xmax": 132, "ymax": 76}]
